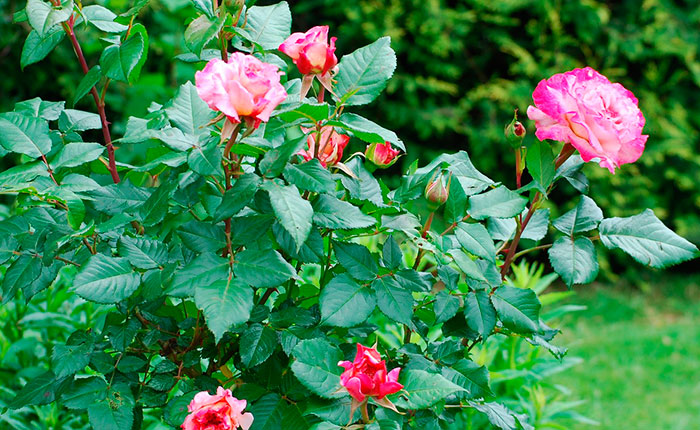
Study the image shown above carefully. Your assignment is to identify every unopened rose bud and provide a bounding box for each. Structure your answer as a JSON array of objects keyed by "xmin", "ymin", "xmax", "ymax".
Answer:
[
  {"xmin": 424, "ymin": 173, "xmax": 450, "ymax": 210},
  {"xmin": 505, "ymin": 110, "xmax": 526, "ymax": 148},
  {"xmin": 365, "ymin": 141, "xmax": 400, "ymax": 168}
]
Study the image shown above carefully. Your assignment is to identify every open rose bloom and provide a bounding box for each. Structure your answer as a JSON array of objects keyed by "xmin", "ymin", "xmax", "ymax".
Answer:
[
  {"xmin": 195, "ymin": 53, "xmax": 287, "ymax": 129},
  {"xmin": 182, "ymin": 387, "xmax": 253, "ymax": 430},
  {"xmin": 527, "ymin": 67, "xmax": 647, "ymax": 173},
  {"xmin": 338, "ymin": 343, "xmax": 403, "ymax": 413},
  {"xmin": 365, "ymin": 141, "xmax": 400, "ymax": 168},
  {"xmin": 298, "ymin": 126, "xmax": 349, "ymax": 167},
  {"xmin": 279, "ymin": 25, "xmax": 337, "ymax": 76}
]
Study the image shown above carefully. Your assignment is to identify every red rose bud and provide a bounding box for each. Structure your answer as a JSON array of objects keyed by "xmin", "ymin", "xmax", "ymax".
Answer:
[
  {"xmin": 424, "ymin": 173, "xmax": 450, "ymax": 209},
  {"xmin": 505, "ymin": 110, "xmax": 526, "ymax": 148},
  {"xmin": 365, "ymin": 141, "xmax": 400, "ymax": 168}
]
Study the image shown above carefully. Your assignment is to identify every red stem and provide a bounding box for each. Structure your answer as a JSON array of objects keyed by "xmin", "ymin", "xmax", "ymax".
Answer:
[{"xmin": 63, "ymin": 20, "xmax": 120, "ymax": 184}]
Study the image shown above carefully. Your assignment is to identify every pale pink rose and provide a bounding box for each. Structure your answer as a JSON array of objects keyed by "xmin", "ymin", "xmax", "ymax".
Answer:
[
  {"xmin": 365, "ymin": 141, "xmax": 400, "ymax": 168},
  {"xmin": 527, "ymin": 67, "xmax": 648, "ymax": 173},
  {"xmin": 298, "ymin": 126, "xmax": 349, "ymax": 167},
  {"xmin": 338, "ymin": 343, "xmax": 403, "ymax": 403},
  {"xmin": 279, "ymin": 26, "xmax": 338, "ymax": 76},
  {"xmin": 181, "ymin": 387, "xmax": 253, "ymax": 430},
  {"xmin": 195, "ymin": 53, "xmax": 287, "ymax": 129}
]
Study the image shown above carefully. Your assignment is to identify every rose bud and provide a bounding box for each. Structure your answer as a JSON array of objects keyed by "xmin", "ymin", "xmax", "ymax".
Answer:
[
  {"xmin": 527, "ymin": 67, "xmax": 647, "ymax": 173},
  {"xmin": 424, "ymin": 173, "xmax": 450, "ymax": 210},
  {"xmin": 182, "ymin": 387, "xmax": 253, "ymax": 430},
  {"xmin": 338, "ymin": 343, "xmax": 403, "ymax": 415},
  {"xmin": 195, "ymin": 53, "xmax": 287, "ymax": 130},
  {"xmin": 365, "ymin": 141, "xmax": 400, "ymax": 168},
  {"xmin": 279, "ymin": 26, "xmax": 338, "ymax": 77},
  {"xmin": 297, "ymin": 126, "xmax": 349, "ymax": 167}
]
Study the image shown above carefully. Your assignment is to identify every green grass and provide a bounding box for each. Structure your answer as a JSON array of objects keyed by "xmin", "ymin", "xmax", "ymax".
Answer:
[{"xmin": 552, "ymin": 273, "xmax": 700, "ymax": 430}]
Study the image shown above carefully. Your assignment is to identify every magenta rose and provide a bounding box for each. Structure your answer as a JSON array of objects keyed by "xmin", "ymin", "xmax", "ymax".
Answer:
[
  {"xmin": 181, "ymin": 387, "xmax": 253, "ymax": 430},
  {"xmin": 338, "ymin": 343, "xmax": 403, "ymax": 404},
  {"xmin": 279, "ymin": 25, "xmax": 337, "ymax": 76},
  {"xmin": 527, "ymin": 67, "xmax": 648, "ymax": 173},
  {"xmin": 195, "ymin": 53, "xmax": 287, "ymax": 129}
]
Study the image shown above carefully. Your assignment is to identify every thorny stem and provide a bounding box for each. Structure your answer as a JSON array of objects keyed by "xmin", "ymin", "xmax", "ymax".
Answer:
[
  {"xmin": 412, "ymin": 212, "xmax": 435, "ymax": 270},
  {"xmin": 62, "ymin": 18, "xmax": 120, "ymax": 184},
  {"xmin": 40, "ymin": 154, "xmax": 58, "ymax": 185}
]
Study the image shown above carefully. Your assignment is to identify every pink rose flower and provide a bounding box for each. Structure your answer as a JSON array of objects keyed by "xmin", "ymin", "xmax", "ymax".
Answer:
[
  {"xmin": 338, "ymin": 343, "xmax": 403, "ymax": 403},
  {"xmin": 365, "ymin": 141, "xmax": 400, "ymax": 168},
  {"xmin": 527, "ymin": 67, "xmax": 648, "ymax": 173},
  {"xmin": 181, "ymin": 387, "xmax": 253, "ymax": 430},
  {"xmin": 298, "ymin": 126, "xmax": 349, "ymax": 167},
  {"xmin": 195, "ymin": 53, "xmax": 287, "ymax": 129},
  {"xmin": 279, "ymin": 26, "xmax": 338, "ymax": 76}
]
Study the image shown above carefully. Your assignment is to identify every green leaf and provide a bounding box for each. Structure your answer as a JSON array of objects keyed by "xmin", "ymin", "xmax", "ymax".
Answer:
[
  {"xmin": 455, "ymin": 223, "xmax": 496, "ymax": 263},
  {"xmin": 82, "ymin": 5, "xmax": 128, "ymax": 33},
  {"xmin": 490, "ymin": 286, "xmax": 541, "ymax": 334},
  {"xmin": 240, "ymin": 324, "xmax": 278, "ymax": 368},
  {"xmin": 273, "ymin": 224, "xmax": 325, "ymax": 264},
  {"xmin": 382, "ymin": 236, "xmax": 403, "ymax": 270},
  {"xmin": 178, "ymin": 220, "xmax": 226, "ymax": 253},
  {"xmin": 188, "ymin": 142, "xmax": 222, "ymax": 177},
  {"xmin": 61, "ymin": 377, "xmax": 108, "ymax": 409},
  {"xmin": 21, "ymin": 29, "xmax": 64, "ymax": 69},
  {"xmin": 553, "ymin": 195, "xmax": 603, "ymax": 235},
  {"xmin": 259, "ymin": 136, "xmax": 305, "ymax": 178},
  {"xmin": 87, "ymin": 385, "xmax": 135, "ymax": 430},
  {"xmin": 291, "ymin": 339, "xmax": 344, "ymax": 399},
  {"xmin": 58, "ymin": 109, "xmax": 101, "ymax": 132},
  {"xmin": 548, "ymin": 236, "xmax": 598, "ymax": 287},
  {"xmin": 163, "ymin": 393, "xmax": 196, "ymax": 427},
  {"xmin": 167, "ymin": 252, "xmax": 229, "ymax": 297},
  {"xmin": 73, "ymin": 66, "xmax": 102, "ymax": 106},
  {"xmin": 312, "ymin": 195, "xmax": 376, "ymax": 230},
  {"xmin": 52, "ymin": 142, "xmax": 104, "ymax": 169},
  {"xmin": 598, "ymin": 209, "xmax": 698, "ymax": 268},
  {"xmin": 73, "ymin": 255, "xmax": 140, "ymax": 304},
  {"xmin": 139, "ymin": 179, "xmax": 178, "ymax": 226},
  {"xmin": 464, "ymin": 290, "xmax": 496, "ymax": 337},
  {"xmin": 433, "ymin": 290, "xmax": 460, "ymax": 323},
  {"xmin": 277, "ymin": 103, "xmax": 331, "ymax": 124},
  {"xmin": 118, "ymin": 236, "xmax": 168, "ymax": 270},
  {"xmin": 99, "ymin": 33, "xmax": 145, "ymax": 83},
  {"xmin": 555, "ymin": 155, "xmax": 588, "ymax": 194},
  {"xmin": 449, "ymin": 359, "xmax": 493, "ymax": 398},
  {"xmin": 234, "ymin": 249, "xmax": 296, "ymax": 288},
  {"xmin": 8, "ymin": 371, "xmax": 60, "ymax": 409},
  {"xmin": 88, "ymin": 182, "xmax": 150, "ymax": 215},
  {"xmin": 521, "ymin": 208, "xmax": 550, "ymax": 241},
  {"xmin": 2, "ymin": 255, "xmax": 42, "ymax": 304},
  {"xmin": 0, "ymin": 112, "xmax": 51, "ymax": 157},
  {"xmin": 243, "ymin": 2, "xmax": 291, "ymax": 50},
  {"xmin": 52, "ymin": 342, "xmax": 93, "ymax": 378},
  {"xmin": 449, "ymin": 249, "xmax": 486, "ymax": 282},
  {"xmin": 184, "ymin": 14, "xmax": 225, "ymax": 56},
  {"xmin": 394, "ymin": 369, "xmax": 465, "ymax": 409},
  {"xmin": 283, "ymin": 159, "xmax": 335, "ymax": 194},
  {"xmin": 526, "ymin": 140, "xmax": 555, "ymax": 188},
  {"xmin": 335, "ymin": 113, "xmax": 405, "ymax": 151},
  {"xmin": 262, "ymin": 181, "xmax": 313, "ymax": 251},
  {"xmin": 190, "ymin": 0, "xmax": 214, "ymax": 18},
  {"xmin": 320, "ymin": 273, "xmax": 376, "ymax": 327},
  {"xmin": 339, "ymin": 158, "xmax": 384, "ymax": 206},
  {"xmin": 333, "ymin": 241, "xmax": 378, "ymax": 280},
  {"xmin": 26, "ymin": 0, "xmax": 73, "ymax": 37},
  {"xmin": 0, "ymin": 236, "xmax": 18, "ymax": 265},
  {"xmin": 249, "ymin": 393, "xmax": 308, "ymax": 430},
  {"xmin": 195, "ymin": 277, "xmax": 253, "ymax": 341},
  {"xmin": 14, "ymin": 97, "xmax": 64, "ymax": 120},
  {"xmin": 468, "ymin": 186, "xmax": 527, "ymax": 220},
  {"xmin": 333, "ymin": 37, "xmax": 397, "ymax": 106},
  {"xmin": 469, "ymin": 402, "xmax": 519, "ymax": 430},
  {"xmin": 213, "ymin": 173, "xmax": 261, "ymax": 221},
  {"xmin": 372, "ymin": 276, "xmax": 413, "ymax": 325}
]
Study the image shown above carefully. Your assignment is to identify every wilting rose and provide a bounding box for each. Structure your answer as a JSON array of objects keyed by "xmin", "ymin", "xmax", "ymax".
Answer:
[
  {"xmin": 298, "ymin": 126, "xmax": 349, "ymax": 167},
  {"xmin": 195, "ymin": 53, "xmax": 287, "ymax": 129},
  {"xmin": 182, "ymin": 387, "xmax": 253, "ymax": 430},
  {"xmin": 338, "ymin": 343, "xmax": 403, "ymax": 403},
  {"xmin": 279, "ymin": 26, "xmax": 337, "ymax": 76},
  {"xmin": 527, "ymin": 67, "xmax": 647, "ymax": 173},
  {"xmin": 365, "ymin": 141, "xmax": 400, "ymax": 168}
]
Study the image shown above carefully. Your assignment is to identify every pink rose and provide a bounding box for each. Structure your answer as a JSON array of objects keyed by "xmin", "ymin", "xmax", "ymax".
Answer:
[
  {"xmin": 527, "ymin": 67, "xmax": 648, "ymax": 173},
  {"xmin": 279, "ymin": 26, "xmax": 337, "ymax": 76},
  {"xmin": 365, "ymin": 141, "xmax": 400, "ymax": 168},
  {"xmin": 298, "ymin": 126, "xmax": 349, "ymax": 167},
  {"xmin": 181, "ymin": 387, "xmax": 253, "ymax": 430},
  {"xmin": 195, "ymin": 53, "xmax": 287, "ymax": 129},
  {"xmin": 338, "ymin": 343, "xmax": 403, "ymax": 403}
]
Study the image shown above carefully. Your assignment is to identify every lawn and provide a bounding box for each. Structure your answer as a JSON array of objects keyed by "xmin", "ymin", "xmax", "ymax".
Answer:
[{"xmin": 553, "ymin": 273, "xmax": 700, "ymax": 430}]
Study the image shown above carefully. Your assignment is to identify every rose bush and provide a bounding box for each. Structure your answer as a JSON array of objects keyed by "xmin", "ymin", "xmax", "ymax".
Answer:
[{"xmin": 0, "ymin": 1, "xmax": 697, "ymax": 430}]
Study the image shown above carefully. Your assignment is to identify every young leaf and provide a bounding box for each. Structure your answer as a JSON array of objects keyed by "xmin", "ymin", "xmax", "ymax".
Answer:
[
  {"xmin": 333, "ymin": 37, "xmax": 397, "ymax": 106},
  {"xmin": 468, "ymin": 186, "xmax": 527, "ymax": 220},
  {"xmin": 73, "ymin": 255, "xmax": 140, "ymax": 304},
  {"xmin": 552, "ymin": 195, "xmax": 603, "ymax": 235},
  {"xmin": 26, "ymin": 0, "xmax": 73, "ymax": 37},
  {"xmin": 490, "ymin": 286, "xmax": 541, "ymax": 334},
  {"xmin": 195, "ymin": 277, "xmax": 253, "ymax": 342},
  {"xmin": 291, "ymin": 339, "xmax": 344, "ymax": 399},
  {"xmin": 82, "ymin": 5, "xmax": 129, "ymax": 33},
  {"xmin": 320, "ymin": 273, "xmax": 376, "ymax": 327},
  {"xmin": 99, "ymin": 33, "xmax": 145, "ymax": 83},
  {"xmin": 598, "ymin": 209, "xmax": 699, "ymax": 268},
  {"xmin": 548, "ymin": 236, "xmax": 599, "ymax": 287},
  {"xmin": 263, "ymin": 181, "xmax": 313, "ymax": 251}
]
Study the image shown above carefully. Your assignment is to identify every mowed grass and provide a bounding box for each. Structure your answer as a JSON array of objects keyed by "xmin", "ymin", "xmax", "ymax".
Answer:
[{"xmin": 552, "ymin": 273, "xmax": 700, "ymax": 430}]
